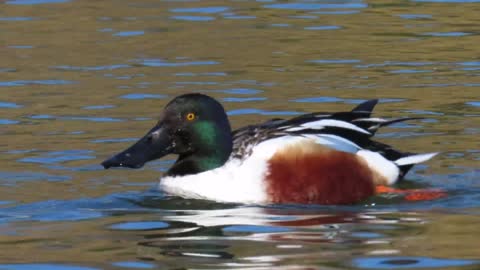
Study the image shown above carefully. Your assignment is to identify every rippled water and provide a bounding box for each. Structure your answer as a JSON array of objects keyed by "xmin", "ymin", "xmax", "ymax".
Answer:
[{"xmin": 1, "ymin": 0, "xmax": 479, "ymax": 269}]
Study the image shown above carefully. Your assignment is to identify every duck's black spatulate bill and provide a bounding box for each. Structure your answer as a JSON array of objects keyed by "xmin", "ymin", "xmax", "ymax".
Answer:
[{"xmin": 101, "ymin": 124, "xmax": 173, "ymax": 169}]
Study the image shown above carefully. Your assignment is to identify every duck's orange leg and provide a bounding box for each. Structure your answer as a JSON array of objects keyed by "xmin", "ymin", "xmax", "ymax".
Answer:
[{"xmin": 376, "ymin": 185, "xmax": 447, "ymax": 201}]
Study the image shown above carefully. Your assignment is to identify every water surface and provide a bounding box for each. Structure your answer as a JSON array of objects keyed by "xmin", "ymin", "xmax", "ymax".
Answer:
[{"xmin": 0, "ymin": 0, "xmax": 479, "ymax": 269}]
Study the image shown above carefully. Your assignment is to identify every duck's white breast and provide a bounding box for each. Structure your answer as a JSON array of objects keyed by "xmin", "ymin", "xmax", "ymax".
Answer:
[{"xmin": 159, "ymin": 159, "xmax": 266, "ymax": 203}]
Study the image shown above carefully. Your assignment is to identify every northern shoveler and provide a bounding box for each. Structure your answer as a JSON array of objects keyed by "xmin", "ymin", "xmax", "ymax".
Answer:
[{"xmin": 101, "ymin": 93, "xmax": 438, "ymax": 204}]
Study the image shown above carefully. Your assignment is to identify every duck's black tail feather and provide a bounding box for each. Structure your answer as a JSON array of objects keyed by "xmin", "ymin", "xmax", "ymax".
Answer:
[
  {"xmin": 394, "ymin": 153, "xmax": 439, "ymax": 179},
  {"xmin": 351, "ymin": 99, "xmax": 378, "ymax": 117},
  {"xmin": 365, "ymin": 140, "xmax": 438, "ymax": 180}
]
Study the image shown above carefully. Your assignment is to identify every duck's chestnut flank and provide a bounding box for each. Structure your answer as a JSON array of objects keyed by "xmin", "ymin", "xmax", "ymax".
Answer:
[{"xmin": 266, "ymin": 142, "xmax": 376, "ymax": 204}]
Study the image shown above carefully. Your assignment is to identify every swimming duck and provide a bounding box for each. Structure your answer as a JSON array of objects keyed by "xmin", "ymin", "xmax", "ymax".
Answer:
[{"xmin": 101, "ymin": 93, "xmax": 437, "ymax": 204}]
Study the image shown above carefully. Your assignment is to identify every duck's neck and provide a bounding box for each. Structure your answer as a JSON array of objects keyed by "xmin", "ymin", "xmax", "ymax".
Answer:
[{"xmin": 167, "ymin": 122, "xmax": 233, "ymax": 177}]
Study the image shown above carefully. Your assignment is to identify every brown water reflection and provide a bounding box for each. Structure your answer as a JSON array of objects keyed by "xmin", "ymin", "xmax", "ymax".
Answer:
[{"xmin": 0, "ymin": 0, "xmax": 479, "ymax": 269}]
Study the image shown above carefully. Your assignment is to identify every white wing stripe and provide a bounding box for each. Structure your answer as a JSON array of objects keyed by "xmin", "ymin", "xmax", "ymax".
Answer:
[
  {"xmin": 353, "ymin": 118, "xmax": 387, "ymax": 123},
  {"xmin": 283, "ymin": 126, "xmax": 305, "ymax": 132},
  {"xmin": 303, "ymin": 134, "xmax": 362, "ymax": 154},
  {"xmin": 296, "ymin": 119, "xmax": 371, "ymax": 134}
]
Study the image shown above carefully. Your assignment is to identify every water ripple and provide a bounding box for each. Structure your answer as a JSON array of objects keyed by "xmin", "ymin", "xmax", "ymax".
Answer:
[
  {"xmin": 110, "ymin": 221, "xmax": 170, "ymax": 231},
  {"xmin": 389, "ymin": 69, "xmax": 432, "ymax": 74},
  {"xmin": 18, "ymin": 150, "xmax": 96, "ymax": 165},
  {"xmin": 0, "ymin": 102, "xmax": 22, "ymax": 108},
  {"xmin": 62, "ymin": 116, "xmax": 122, "ymax": 122},
  {"xmin": 82, "ymin": 105, "xmax": 115, "ymax": 110},
  {"xmin": 352, "ymin": 256, "xmax": 478, "ymax": 269},
  {"xmin": 223, "ymin": 15, "xmax": 257, "ymax": 20},
  {"xmin": 170, "ymin": 6, "xmax": 229, "ymax": 13},
  {"xmin": 54, "ymin": 64, "xmax": 131, "ymax": 71},
  {"xmin": 292, "ymin": 96, "xmax": 405, "ymax": 104},
  {"xmin": 356, "ymin": 61, "xmax": 434, "ymax": 68},
  {"xmin": 111, "ymin": 262, "xmax": 155, "ymax": 269},
  {"xmin": 228, "ymin": 108, "xmax": 300, "ymax": 116},
  {"xmin": 458, "ymin": 61, "xmax": 480, "ymax": 66},
  {"xmin": 6, "ymin": 0, "xmax": 70, "ymax": 4},
  {"xmin": 312, "ymin": 10, "xmax": 360, "ymax": 14},
  {"xmin": 113, "ymin": 31, "xmax": 145, "ymax": 37},
  {"xmin": 0, "ymin": 191, "xmax": 154, "ymax": 223},
  {"xmin": 398, "ymin": 14, "xmax": 433, "ymax": 19},
  {"xmin": 216, "ymin": 88, "xmax": 263, "ymax": 95},
  {"xmin": 0, "ymin": 80, "xmax": 75, "ymax": 87},
  {"xmin": 136, "ymin": 58, "xmax": 219, "ymax": 67},
  {"xmin": 170, "ymin": 15, "xmax": 215, "ymax": 21},
  {"xmin": 304, "ymin": 25, "xmax": 342, "ymax": 30},
  {"xmin": 422, "ymin": 32, "xmax": 472, "ymax": 37},
  {"xmin": 308, "ymin": 59, "xmax": 361, "ymax": 64},
  {"xmin": 0, "ymin": 119, "xmax": 19, "ymax": 125},
  {"xmin": 175, "ymin": 81, "xmax": 218, "ymax": 85},
  {"xmin": 264, "ymin": 2, "xmax": 368, "ymax": 10},
  {"xmin": 414, "ymin": 0, "xmax": 480, "ymax": 2},
  {"xmin": 8, "ymin": 45, "xmax": 34, "ymax": 49},
  {"xmin": 466, "ymin": 101, "xmax": 480, "ymax": 107},
  {"xmin": 271, "ymin": 23, "xmax": 291, "ymax": 27},
  {"xmin": 91, "ymin": 138, "xmax": 138, "ymax": 144},
  {"xmin": 0, "ymin": 264, "xmax": 98, "ymax": 270},
  {"xmin": 0, "ymin": 68, "xmax": 16, "ymax": 73},
  {"xmin": 0, "ymin": 17, "xmax": 35, "ymax": 21},
  {"xmin": 0, "ymin": 171, "xmax": 71, "ymax": 184},
  {"xmin": 222, "ymin": 97, "xmax": 267, "ymax": 102},
  {"xmin": 120, "ymin": 93, "xmax": 167, "ymax": 100},
  {"xmin": 27, "ymin": 114, "xmax": 123, "ymax": 122},
  {"xmin": 175, "ymin": 72, "xmax": 227, "ymax": 76}
]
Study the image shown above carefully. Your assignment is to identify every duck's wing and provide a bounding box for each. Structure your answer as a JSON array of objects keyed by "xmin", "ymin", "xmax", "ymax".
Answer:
[
  {"xmin": 231, "ymin": 99, "xmax": 426, "ymax": 167},
  {"xmin": 231, "ymin": 99, "xmax": 378, "ymax": 157}
]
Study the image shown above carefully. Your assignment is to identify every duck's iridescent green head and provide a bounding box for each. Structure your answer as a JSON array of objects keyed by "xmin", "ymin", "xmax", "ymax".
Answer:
[{"xmin": 102, "ymin": 93, "xmax": 233, "ymax": 176}]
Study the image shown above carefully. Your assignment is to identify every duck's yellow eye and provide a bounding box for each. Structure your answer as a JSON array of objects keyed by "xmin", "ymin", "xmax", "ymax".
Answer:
[{"xmin": 186, "ymin": 112, "xmax": 196, "ymax": 121}]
